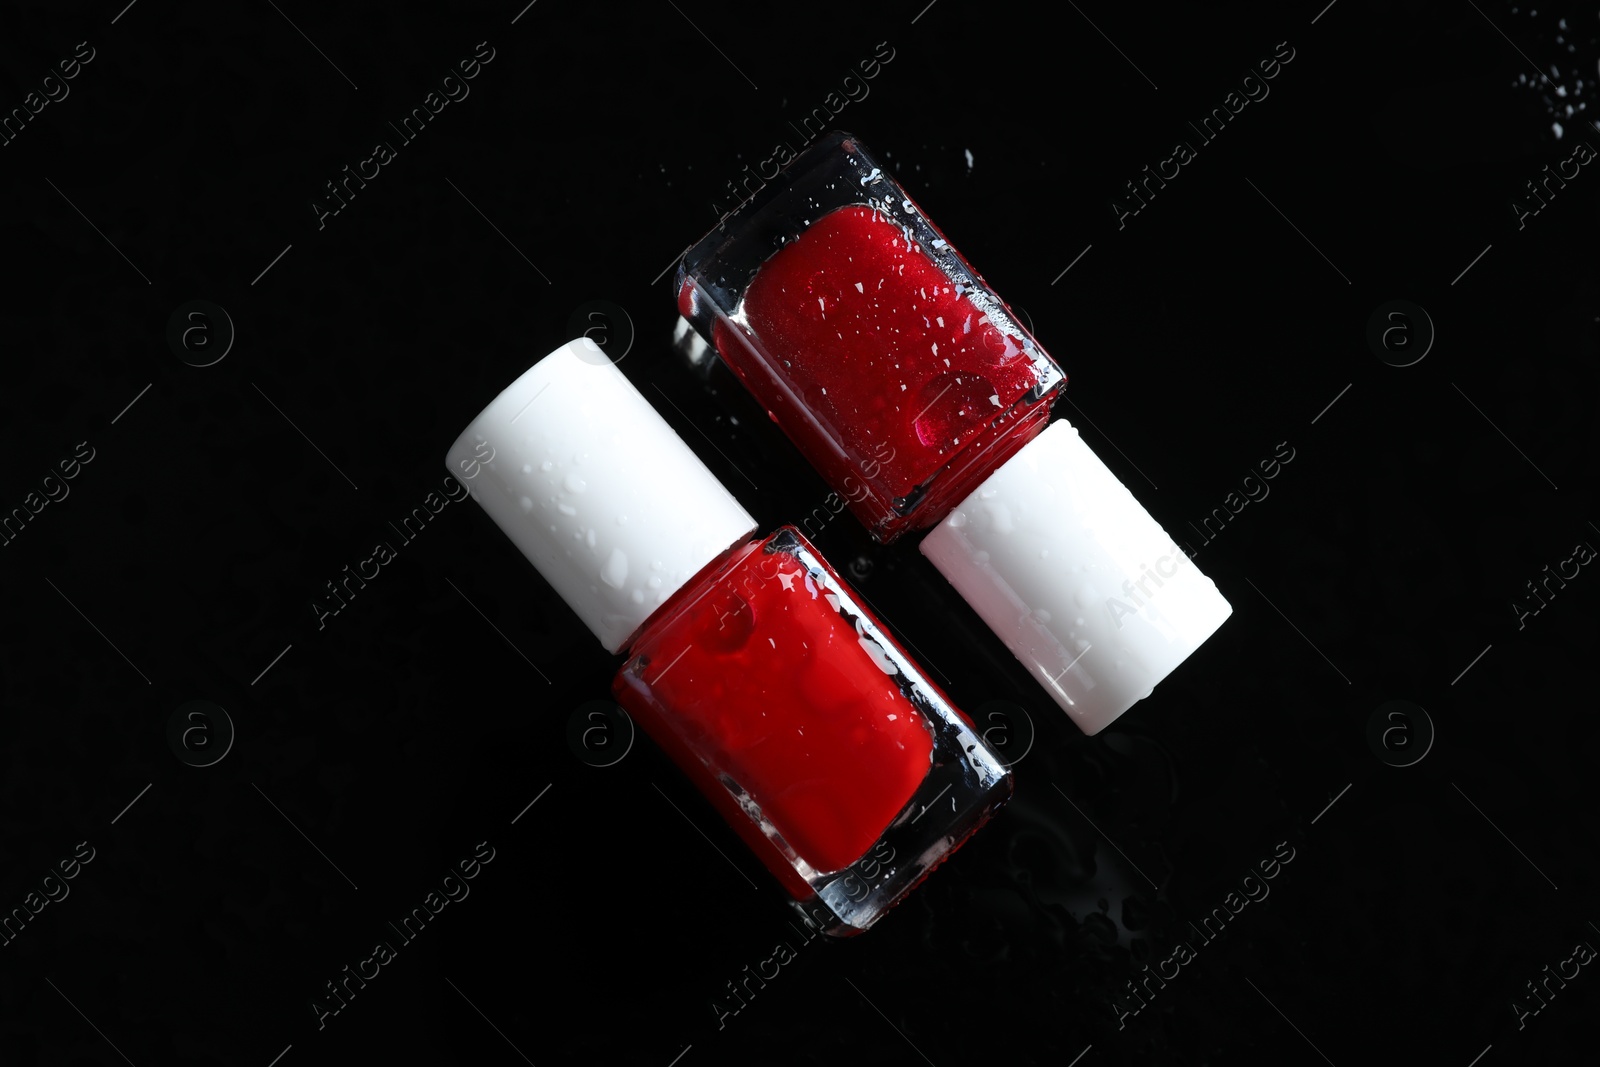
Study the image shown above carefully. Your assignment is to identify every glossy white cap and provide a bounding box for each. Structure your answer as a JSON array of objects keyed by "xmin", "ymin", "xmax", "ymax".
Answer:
[
  {"xmin": 445, "ymin": 339, "xmax": 757, "ymax": 654},
  {"xmin": 919, "ymin": 419, "xmax": 1231, "ymax": 735}
]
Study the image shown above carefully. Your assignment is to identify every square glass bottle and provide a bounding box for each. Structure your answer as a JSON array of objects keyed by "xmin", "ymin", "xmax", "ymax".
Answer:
[
  {"xmin": 676, "ymin": 131, "xmax": 1065, "ymax": 543},
  {"xmin": 446, "ymin": 339, "xmax": 1012, "ymax": 934}
]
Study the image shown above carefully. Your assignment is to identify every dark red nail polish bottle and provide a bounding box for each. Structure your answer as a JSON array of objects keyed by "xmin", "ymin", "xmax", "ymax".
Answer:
[
  {"xmin": 677, "ymin": 131, "xmax": 1065, "ymax": 544},
  {"xmin": 677, "ymin": 132, "xmax": 1234, "ymax": 737}
]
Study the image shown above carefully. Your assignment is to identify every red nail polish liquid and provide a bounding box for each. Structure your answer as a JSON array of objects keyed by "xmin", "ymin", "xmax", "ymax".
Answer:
[
  {"xmin": 614, "ymin": 526, "xmax": 1001, "ymax": 916},
  {"xmin": 447, "ymin": 340, "xmax": 1012, "ymax": 934},
  {"xmin": 678, "ymin": 131, "xmax": 1064, "ymax": 543}
]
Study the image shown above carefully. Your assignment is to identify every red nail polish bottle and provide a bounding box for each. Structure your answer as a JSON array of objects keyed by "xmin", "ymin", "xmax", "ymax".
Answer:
[
  {"xmin": 446, "ymin": 339, "xmax": 1012, "ymax": 934},
  {"xmin": 677, "ymin": 131, "xmax": 1065, "ymax": 544},
  {"xmin": 677, "ymin": 132, "xmax": 1234, "ymax": 737}
]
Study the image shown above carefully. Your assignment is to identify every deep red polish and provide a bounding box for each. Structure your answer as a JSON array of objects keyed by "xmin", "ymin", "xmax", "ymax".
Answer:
[
  {"xmin": 678, "ymin": 132, "xmax": 1064, "ymax": 543},
  {"xmin": 676, "ymin": 135, "xmax": 1236, "ymax": 742},
  {"xmin": 447, "ymin": 340, "xmax": 1012, "ymax": 933}
]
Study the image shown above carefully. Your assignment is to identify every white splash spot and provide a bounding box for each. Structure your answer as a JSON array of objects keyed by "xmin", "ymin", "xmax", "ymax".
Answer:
[{"xmin": 858, "ymin": 634, "xmax": 898, "ymax": 675}]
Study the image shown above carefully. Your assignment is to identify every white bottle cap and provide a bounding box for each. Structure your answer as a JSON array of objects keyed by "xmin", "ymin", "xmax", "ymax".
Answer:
[
  {"xmin": 444, "ymin": 339, "xmax": 757, "ymax": 654},
  {"xmin": 919, "ymin": 418, "xmax": 1232, "ymax": 735}
]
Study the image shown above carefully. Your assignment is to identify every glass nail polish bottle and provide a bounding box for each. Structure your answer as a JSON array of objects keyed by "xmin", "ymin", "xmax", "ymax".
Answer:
[
  {"xmin": 445, "ymin": 338, "xmax": 1011, "ymax": 935},
  {"xmin": 675, "ymin": 132, "xmax": 1232, "ymax": 736},
  {"xmin": 676, "ymin": 131, "xmax": 1064, "ymax": 544}
]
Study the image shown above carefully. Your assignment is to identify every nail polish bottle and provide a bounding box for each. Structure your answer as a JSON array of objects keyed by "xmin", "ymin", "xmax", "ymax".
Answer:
[
  {"xmin": 445, "ymin": 338, "xmax": 1011, "ymax": 934},
  {"xmin": 677, "ymin": 131, "xmax": 1064, "ymax": 544},
  {"xmin": 676, "ymin": 131, "xmax": 1232, "ymax": 736}
]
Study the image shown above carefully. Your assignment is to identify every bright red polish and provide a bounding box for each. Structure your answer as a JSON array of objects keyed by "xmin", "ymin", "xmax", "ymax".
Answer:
[
  {"xmin": 614, "ymin": 529, "xmax": 934, "ymax": 882},
  {"xmin": 678, "ymin": 132, "xmax": 1064, "ymax": 543}
]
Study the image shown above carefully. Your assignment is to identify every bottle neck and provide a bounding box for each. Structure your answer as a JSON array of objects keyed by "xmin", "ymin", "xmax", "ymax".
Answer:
[{"xmin": 616, "ymin": 531, "xmax": 764, "ymax": 656}]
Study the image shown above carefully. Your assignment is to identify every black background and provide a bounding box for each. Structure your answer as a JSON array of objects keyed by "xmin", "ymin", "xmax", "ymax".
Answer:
[{"xmin": 1, "ymin": 0, "xmax": 1597, "ymax": 1064}]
